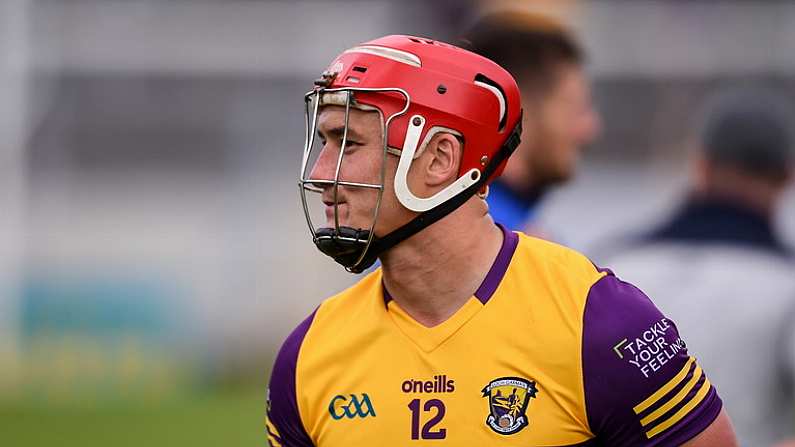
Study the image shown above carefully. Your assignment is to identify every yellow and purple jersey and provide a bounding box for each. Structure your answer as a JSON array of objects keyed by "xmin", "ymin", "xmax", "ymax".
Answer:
[{"xmin": 266, "ymin": 225, "xmax": 722, "ymax": 446}]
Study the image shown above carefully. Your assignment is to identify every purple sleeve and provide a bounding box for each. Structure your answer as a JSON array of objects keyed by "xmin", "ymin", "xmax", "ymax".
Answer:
[
  {"xmin": 266, "ymin": 310, "xmax": 316, "ymax": 447},
  {"xmin": 582, "ymin": 272, "xmax": 722, "ymax": 446}
]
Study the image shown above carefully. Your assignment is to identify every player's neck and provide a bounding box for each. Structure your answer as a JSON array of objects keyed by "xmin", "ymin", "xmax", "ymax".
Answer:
[{"xmin": 380, "ymin": 204, "xmax": 503, "ymax": 327}]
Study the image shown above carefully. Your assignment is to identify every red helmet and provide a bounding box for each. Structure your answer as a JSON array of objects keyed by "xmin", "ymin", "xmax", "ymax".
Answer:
[
  {"xmin": 301, "ymin": 35, "xmax": 523, "ymax": 272},
  {"xmin": 319, "ymin": 35, "xmax": 521, "ymax": 187}
]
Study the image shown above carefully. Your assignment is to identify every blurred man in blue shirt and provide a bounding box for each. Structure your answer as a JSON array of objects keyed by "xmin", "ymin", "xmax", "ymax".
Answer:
[{"xmin": 465, "ymin": 12, "xmax": 601, "ymax": 234}]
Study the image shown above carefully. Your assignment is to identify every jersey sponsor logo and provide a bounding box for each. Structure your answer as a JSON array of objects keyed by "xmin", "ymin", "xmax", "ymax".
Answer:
[
  {"xmin": 612, "ymin": 318, "xmax": 688, "ymax": 378},
  {"xmin": 401, "ymin": 375, "xmax": 455, "ymax": 394},
  {"xmin": 328, "ymin": 393, "xmax": 377, "ymax": 420},
  {"xmin": 481, "ymin": 377, "xmax": 538, "ymax": 435}
]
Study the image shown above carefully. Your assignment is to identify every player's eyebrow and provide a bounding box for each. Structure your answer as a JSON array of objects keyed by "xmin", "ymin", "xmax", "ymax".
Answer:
[{"xmin": 318, "ymin": 126, "xmax": 365, "ymax": 142}]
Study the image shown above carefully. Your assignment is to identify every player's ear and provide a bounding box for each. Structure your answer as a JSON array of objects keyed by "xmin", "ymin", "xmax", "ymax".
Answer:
[{"xmin": 423, "ymin": 133, "xmax": 463, "ymax": 187}]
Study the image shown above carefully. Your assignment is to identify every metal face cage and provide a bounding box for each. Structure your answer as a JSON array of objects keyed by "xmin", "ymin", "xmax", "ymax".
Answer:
[{"xmin": 299, "ymin": 87, "xmax": 410, "ymax": 271}]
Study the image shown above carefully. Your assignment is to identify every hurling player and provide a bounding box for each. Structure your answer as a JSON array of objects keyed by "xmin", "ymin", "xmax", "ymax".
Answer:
[{"xmin": 266, "ymin": 35, "xmax": 737, "ymax": 446}]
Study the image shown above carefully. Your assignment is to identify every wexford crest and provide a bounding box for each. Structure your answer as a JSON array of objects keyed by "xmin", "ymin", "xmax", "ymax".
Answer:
[{"xmin": 481, "ymin": 377, "xmax": 538, "ymax": 435}]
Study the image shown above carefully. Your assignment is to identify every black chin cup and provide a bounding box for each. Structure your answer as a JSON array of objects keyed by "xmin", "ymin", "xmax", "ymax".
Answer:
[{"xmin": 314, "ymin": 227, "xmax": 379, "ymax": 273}]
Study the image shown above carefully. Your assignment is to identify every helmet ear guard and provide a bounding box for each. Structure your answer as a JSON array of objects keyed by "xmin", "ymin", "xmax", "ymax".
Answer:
[{"xmin": 393, "ymin": 115, "xmax": 481, "ymax": 212}]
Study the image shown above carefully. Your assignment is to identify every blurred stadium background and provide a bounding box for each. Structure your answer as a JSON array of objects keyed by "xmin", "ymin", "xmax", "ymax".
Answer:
[{"xmin": 1, "ymin": 0, "xmax": 793, "ymax": 445}]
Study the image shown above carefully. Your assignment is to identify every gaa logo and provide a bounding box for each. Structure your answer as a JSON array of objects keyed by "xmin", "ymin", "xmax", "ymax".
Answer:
[{"xmin": 328, "ymin": 394, "xmax": 377, "ymax": 420}]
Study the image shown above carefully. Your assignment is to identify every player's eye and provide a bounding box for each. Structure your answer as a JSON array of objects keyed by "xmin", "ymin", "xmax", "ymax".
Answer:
[{"xmin": 316, "ymin": 130, "xmax": 330, "ymax": 146}]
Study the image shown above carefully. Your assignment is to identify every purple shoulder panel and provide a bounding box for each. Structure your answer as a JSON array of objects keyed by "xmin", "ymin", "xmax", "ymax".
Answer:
[
  {"xmin": 267, "ymin": 309, "xmax": 317, "ymax": 447},
  {"xmin": 582, "ymin": 272, "xmax": 722, "ymax": 446},
  {"xmin": 474, "ymin": 223, "xmax": 519, "ymax": 304}
]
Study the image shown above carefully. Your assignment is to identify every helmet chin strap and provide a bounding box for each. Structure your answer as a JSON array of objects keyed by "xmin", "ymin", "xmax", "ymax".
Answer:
[{"xmin": 314, "ymin": 113, "xmax": 522, "ymax": 274}]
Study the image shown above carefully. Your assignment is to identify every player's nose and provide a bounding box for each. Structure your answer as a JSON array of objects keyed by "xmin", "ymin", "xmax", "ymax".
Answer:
[{"xmin": 308, "ymin": 144, "xmax": 341, "ymax": 187}]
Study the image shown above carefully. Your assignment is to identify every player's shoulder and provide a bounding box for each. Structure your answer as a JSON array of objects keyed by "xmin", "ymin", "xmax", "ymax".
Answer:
[
  {"xmin": 511, "ymin": 231, "xmax": 606, "ymax": 297},
  {"xmin": 516, "ymin": 232, "xmax": 602, "ymax": 276}
]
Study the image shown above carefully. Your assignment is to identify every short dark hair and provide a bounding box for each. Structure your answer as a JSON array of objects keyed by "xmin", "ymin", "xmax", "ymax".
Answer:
[{"xmin": 463, "ymin": 11, "xmax": 584, "ymax": 97}]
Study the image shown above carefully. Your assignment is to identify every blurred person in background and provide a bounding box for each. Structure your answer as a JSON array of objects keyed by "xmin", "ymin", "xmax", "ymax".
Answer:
[
  {"xmin": 603, "ymin": 87, "xmax": 795, "ymax": 447},
  {"xmin": 464, "ymin": 11, "xmax": 601, "ymax": 235}
]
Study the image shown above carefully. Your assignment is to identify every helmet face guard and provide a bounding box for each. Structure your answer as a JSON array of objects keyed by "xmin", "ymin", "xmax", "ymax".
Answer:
[{"xmin": 299, "ymin": 87, "xmax": 410, "ymax": 273}]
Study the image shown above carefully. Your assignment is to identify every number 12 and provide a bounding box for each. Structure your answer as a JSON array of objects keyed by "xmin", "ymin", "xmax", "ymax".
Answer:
[{"xmin": 408, "ymin": 398, "xmax": 446, "ymax": 440}]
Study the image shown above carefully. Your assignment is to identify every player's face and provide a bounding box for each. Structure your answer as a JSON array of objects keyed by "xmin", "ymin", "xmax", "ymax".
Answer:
[
  {"xmin": 309, "ymin": 105, "xmax": 409, "ymax": 235},
  {"xmin": 527, "ymin": 64, "xmax": 601, "ymax": 185}
]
